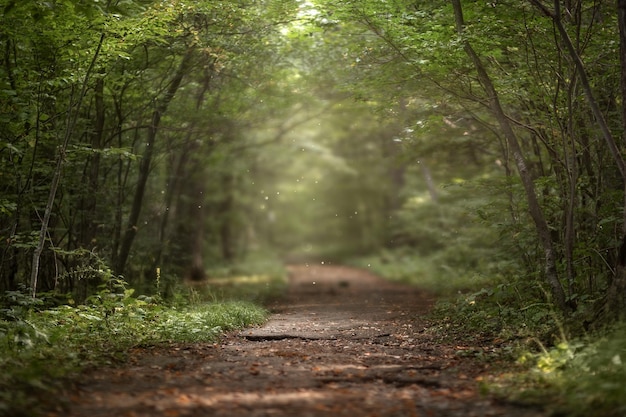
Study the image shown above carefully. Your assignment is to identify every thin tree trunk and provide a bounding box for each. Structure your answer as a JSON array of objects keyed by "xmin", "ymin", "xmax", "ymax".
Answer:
[
  {"xmin": 79, "ymin": 76, "xmax": 105, "ymax": 248},
  {"xmin": 157, "ymin": 73, "xmax": 214, "ymax": 279},
  {"xmin": 563, "ymin": 139, "xmax": 577, "ymax": 301},
  {"xmin": 189, "ymin": 185, "xmax": 207, "ymax": 281},
  {"xmin": 30, "ymin": 33, "xmax": 105, "ymax": 298},
  {"xmin": 451, "ymin": 0, "xmax": 568, "ymax": 312},
  {"xmin": 114, "ymin": 50, "xmax": 194, "ymax": 276},
  {"xmin": 605, "ymin": 0, "xmax": 626, "ymax": 321},
  {"xmin": 110, "ymin": 96, "xmax": 128, "ymax": 273},
  {"xmin": 621, "ymin": 0, "xmax": 626, "ymax": 152},
  {"xmin": 529, "ymin": 0, "xmax": 626, "ymax": 179},
  {"xmin": 421, "ymin": 163, "xmax": 438, "ymax": 203},
  {"xmin": 150, "ymin": 149, "xmax": 188, "ymax": 273},
  {"xmin": 218, "ymin": 172, "xmax": 235, "ymax": 261},
  {"xmin": 530, "ymin": 0, "xmax": 626, "ymax": 321}
]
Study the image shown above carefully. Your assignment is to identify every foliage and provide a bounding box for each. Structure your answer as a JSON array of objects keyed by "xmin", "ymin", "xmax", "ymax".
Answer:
[
  {"xmin": 184, "ymin": 250, "xmax": 289, "ymax": 304},
  {"xmin": 0, "ymin": 274, "xmax": 269, "ymax": 416},
  {"xmin": 313, "ymin": 0, "xmax": 626, "ymax": 323},
  {"xmin": 0, "ymin": 0, "xmax": 302, "ymax": 296},
  {"xmin": 1, "ymin": 0, "xmax": 626, "ymax": 413},
  {"xmin": 488, "ymin": 324, "xmax": 626, "ymax": 417}
]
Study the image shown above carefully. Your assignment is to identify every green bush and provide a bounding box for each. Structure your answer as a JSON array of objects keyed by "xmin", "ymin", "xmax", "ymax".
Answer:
[
  {"xmin": 501, "ymin": 324, "xmax": 626, "ymax": 417},
  {"xmin": 0, "ymin": 274, "xmax": 269, "ymax": 417}
]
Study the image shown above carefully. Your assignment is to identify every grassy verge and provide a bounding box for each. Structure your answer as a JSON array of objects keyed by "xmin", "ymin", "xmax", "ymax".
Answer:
[
  {"xmin": 353, "ymin": 248, "xmax": 626, "ymax": 417},
  {"xmin": 350, "ymin": 248, "xmax": 500, "ymax": 296},
  {"xmin": 0, "ymin": 258, "xmax": 286, "ymax": 417},
  {"xmin": 487, "ymin": 324, "xmax": 626, "ymax": 417}
]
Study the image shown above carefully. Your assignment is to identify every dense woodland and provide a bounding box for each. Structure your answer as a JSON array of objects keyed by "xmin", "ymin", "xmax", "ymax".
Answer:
[
  {"xmin": 2, "ymin": 0, "xmax": 626, "ymax": 361},
  {"xmin": 2, "ymin": 0, "xmax": 626, "ymax": 321},
  {"xmin": 3, "ymin": 0, "xmax": 626, "ymax": 414}
]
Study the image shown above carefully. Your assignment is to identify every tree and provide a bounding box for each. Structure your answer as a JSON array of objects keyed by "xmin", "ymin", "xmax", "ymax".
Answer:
[
  {"xmin": 317, "ymin": 0, "xmax": 624, "ymax": 318},
  {"xmin": 604, "ymin": 0, "xmax": 626, "ymax": 320},
  {"xmin": 451, "ymin": 0, "xmax": 567, "ymax": 310},
  {"xmin": 0, "ymin": 0, "xmax": 302, "ymax": 297},
  {"xmin": 113, "ymin": 48, "xmax": 193, "ymax": 277}
]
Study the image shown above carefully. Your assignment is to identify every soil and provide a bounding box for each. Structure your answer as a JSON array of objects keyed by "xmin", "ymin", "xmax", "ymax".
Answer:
[{"xmin": 58, "ymin": 265, "xmax": 547, "ymax": 417}]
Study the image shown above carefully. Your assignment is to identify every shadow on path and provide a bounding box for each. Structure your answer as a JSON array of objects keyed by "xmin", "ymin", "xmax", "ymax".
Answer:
[{"xmin": 64, "ymin": 264, "xmax": 545, "ymax": 417}]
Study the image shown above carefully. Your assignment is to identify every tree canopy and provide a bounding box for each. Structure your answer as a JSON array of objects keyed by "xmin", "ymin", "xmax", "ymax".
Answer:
[{"xmin": 1, "ymin": 0, "xmax": 626, "ymax": 327}]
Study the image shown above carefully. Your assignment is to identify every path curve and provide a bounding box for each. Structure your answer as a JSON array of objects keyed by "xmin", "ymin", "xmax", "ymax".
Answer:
[{"xmin": 64, "ymin": 265, "xmax": 545, "ymax": 417}]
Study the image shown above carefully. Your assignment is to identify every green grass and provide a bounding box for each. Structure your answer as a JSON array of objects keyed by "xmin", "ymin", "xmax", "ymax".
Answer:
[
  {"xmin": 356, "ymin": 248, "xmax": 626, "ymax": 417},
  {"xmin": 0, "ymin": 267, "xmax": 278, "ymax": 417},
  {"xmin": 485, "ymin": 324, "xmax": 626, "ymax": 417},
  {"xmin": 350, "ymin": 247, "xmax": 500, "ymax": 295},
  {"xmin": 190, "ymin": 251, "xmax": 289, "ymax": 303}
]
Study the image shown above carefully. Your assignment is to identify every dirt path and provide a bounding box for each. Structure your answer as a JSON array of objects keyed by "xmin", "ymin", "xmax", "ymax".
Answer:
[{"xmin": 62, "ymin": 265, "xmax": 545, "ymax": 417}]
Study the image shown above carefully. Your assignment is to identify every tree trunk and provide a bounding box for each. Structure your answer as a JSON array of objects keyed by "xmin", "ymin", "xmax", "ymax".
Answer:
[
  {"xmin": 421, "ymin": 163, "xmax": 438, "ymax": 203},
  {"xmin": 218, "ymin": 172, "xmax": 235, "ymax": 261},
  {"xmin": 451, "ymin": 0, "xmax": 568, "ymax": 312},
  {"xmin": 114, "ymin": 50, "xmax": 193, "ymax": 276},
  {"xmin": 79, "ymin": 76, "xmax": 105, "ymax": 249},
  {"xmin": 529, "ymin": 0, "xmax": 626, "ymax": 322},
  {"xmin": 150, "ymin": 148, "xmax": 189, "ymax": 273},
  {"xmin": 604, "ymin": 0, "xmax": 626, "ymax": 321},
  {"xmin": 621, "ymin": 0, "xmax": 626, "ymax": 152},
  {"xmin": 529, "ymin": 0, "xmax": 626, "ymax": 179},
  {"xmin": 189, "ymin": 193, "xmax": 207, "ymax": 280},
  {"xmin": 30, "ymin": 33, "xmax": 105, "ymax": 297}
]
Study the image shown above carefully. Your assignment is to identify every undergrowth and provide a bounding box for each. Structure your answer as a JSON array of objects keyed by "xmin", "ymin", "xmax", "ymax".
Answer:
[
  {"xmin": 352, "ymin": 247, "xmax": 499, "ymax": 296},
  {"xmin": 357, "ymin": 247, "xmax": 626, "ymax": 417},
  {"xmin": 0, "ymin": 256, "xmax": 284, "ymax": 417},
  {"xmin": 484, "ymin": 323, "xmax": 626, "ymax": 417}
]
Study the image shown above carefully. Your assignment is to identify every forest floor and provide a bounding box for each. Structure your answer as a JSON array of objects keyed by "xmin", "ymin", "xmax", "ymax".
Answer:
[{"xmin": 57, "ymin": 265, "xmax": 547, "ymax": 417}]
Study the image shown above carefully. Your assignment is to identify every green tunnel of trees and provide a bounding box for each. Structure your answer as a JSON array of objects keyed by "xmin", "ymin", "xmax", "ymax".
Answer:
[{"xmin": 2, "ymin": 0, "xmax": 626, "ymax": 325}]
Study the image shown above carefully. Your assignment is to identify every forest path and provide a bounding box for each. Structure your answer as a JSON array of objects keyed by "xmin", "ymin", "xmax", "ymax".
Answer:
[{"xmin": 63, "ymin": 265, "xmax": 545, "ymax": 417}]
